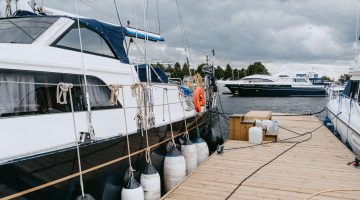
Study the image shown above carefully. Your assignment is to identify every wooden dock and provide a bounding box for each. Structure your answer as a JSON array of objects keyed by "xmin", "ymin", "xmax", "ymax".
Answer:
[{"xmin": 162, "ymin": 114, "xmax": 360, "ymax": 200}]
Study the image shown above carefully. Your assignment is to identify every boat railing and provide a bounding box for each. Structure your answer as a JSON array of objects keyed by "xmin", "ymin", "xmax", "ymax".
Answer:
[
  {"xmin": 0, "ymin": 80, "xmax": 197, "ymax": 112},
  {"xmin": 328, "ymin": 90, "xmax": 360, "ymax": 123}
]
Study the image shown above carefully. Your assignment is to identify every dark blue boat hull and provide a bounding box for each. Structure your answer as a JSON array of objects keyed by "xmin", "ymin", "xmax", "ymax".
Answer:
[
  {"xmin": 225, "ymin": 84, "xmax": 326, "ymax": 97},
  {"xmin": 0, "ymin": 109, "xmax": 221, "ymax": 200}
]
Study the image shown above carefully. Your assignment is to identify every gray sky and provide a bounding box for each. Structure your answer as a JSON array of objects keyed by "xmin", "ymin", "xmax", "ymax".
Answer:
[{"xmin": 1, "ymin": 0, "xmax": 358, "ymax": 78}]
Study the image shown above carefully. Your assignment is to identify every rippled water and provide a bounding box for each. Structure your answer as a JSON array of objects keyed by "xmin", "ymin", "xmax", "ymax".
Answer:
[
  {"xmin": 218, "ymin": 95, "xmax": 327, "ymax": 118},
  {"xmin": 213, "ymin": 95, "xmax": 327, "ymax": 138}
]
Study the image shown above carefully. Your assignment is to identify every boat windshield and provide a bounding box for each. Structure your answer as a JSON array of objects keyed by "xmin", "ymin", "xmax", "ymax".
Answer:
[{"xmin": 0, "ymin": 17, "xmax": 58, "ymax": 44}]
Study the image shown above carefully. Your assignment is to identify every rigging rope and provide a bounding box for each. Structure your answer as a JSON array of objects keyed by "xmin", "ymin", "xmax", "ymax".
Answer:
[
  {"xmin": 57, "ymin": 83, "xmax": 86, "ymax": 198},
  {"xmin": 175, "ymin": 0, "xmax": 193, "ymax": 76},
  {"xmin": 144, "ymin": 84, "xmax": 152, "ymax": 164},
  {"xmin": 120, "ymin": 86, "xmax": 135, "ymax": 177},
  {"xmin": 178, "ymin": 88, "xmax": 189, "ymax": 138},
  {"xmin": 355, "ymin": 0, "xmax": 360, "ymax": 64},
  {"xmin": 112, "ymin": 0, "xmax": 128, "ymax": 53},
  {"xmin": 75, "ymin": 0, "xmax": 95, "ymax": 137},
  {"xmin": 80, "ymin": 0, "xmax": 117, "ymax": 20},
  {"xmin": 155, "ymin": 0, "xmax": 161, "ymax": 34},
  {"xmin": 164, "ymin": 88, "xmax": 176, "ymax": 144}
]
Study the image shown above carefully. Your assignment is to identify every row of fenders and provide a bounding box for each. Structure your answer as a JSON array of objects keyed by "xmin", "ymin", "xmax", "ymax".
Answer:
[{"xmin": 121, "ymin": 129, "xmax": 210, "ymax": 200}]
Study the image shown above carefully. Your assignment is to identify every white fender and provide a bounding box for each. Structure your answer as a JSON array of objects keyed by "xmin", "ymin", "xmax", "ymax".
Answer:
[
  {"xmin": 121, "ymin": 177, "xmax": 144, "ymax": 200},
  {"xmin": 181, "ymin": 139, "xmax": 198, "ymax": 175},
  {"xmin": 140, "ymin": 163, "xmax": 161, "ymax": 200},
  {"xmin": 163, "ymin": 145, "xmax": 186, "ymax": 192},
  {"xmin": 193, "ymin": 133, "xmax": 209, "ymax": 165}
]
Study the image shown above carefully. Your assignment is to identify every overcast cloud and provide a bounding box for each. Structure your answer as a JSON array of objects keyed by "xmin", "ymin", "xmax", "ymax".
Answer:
[{"xmin": 1, "ymin": 0, "xmax": 358, "ymax": 78}]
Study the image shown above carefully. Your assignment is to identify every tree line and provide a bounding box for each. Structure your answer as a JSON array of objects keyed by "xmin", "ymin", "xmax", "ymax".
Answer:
[
  {"xmin": 153, "ymin": 62, "xmax": 351, "ymax": 83},
  {"xmin": 153, "ymin": 61, "xmax": 270, "ymax": 80}
]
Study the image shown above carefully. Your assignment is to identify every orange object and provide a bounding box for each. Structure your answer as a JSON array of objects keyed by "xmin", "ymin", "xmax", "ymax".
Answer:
[{"xmin": 194, "ymin": 87, "xmax": 205, "ymax": 112}]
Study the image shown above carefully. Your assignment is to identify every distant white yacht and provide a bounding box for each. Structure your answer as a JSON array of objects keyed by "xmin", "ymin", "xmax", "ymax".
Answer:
[{"xmin": 224, "ymin": 73, "xmax": 326, "ymax": 96}]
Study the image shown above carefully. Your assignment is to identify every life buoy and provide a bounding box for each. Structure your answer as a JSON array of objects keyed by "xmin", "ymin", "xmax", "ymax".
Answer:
[{"xmin": 193, "ymin": 87, "xmax": 205, "ymax": 112}]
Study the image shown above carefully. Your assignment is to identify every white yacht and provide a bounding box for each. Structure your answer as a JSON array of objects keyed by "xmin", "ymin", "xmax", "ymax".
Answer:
[
  {"xmin": 225, "ymin": 73, "xmax": 326, "ymax": 97},
  {"xmin": 326, "ymin": 68, "xmax": 360, "ymax": 155},
  {"xmin": 0, "ymin": 1, "xmax": 219, "ymax": 199},
  {"xmin": 216, "ymin": 79, "xmax": 234, "ymax": 94}
]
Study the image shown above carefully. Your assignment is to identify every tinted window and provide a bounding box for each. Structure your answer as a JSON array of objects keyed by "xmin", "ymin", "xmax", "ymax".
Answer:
[
  {"xmin": 350, "ymin": 81, "xmax": 359, "ymax": 100},
  {"xmin": 54, "ymin": 25, "xmax": 115, "ymax": 58},
  {"xmin": 0, "ymin": 69, "xmax": 121, "ymax": 118},
  {"xmin": 0, "ymin": 17, "xmax": 57, "ymax": 44},
  {"xmin": 293, "ymin": 78, "xmax": 307, "ymax": 82},
  {"xmin": 135, "ymin": 65, "xmax": 169, "ymax": 83}
]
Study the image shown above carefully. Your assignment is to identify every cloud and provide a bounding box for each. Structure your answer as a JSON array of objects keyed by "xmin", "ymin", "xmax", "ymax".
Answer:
[{"xmin": 0, "ymin": 0, "xmax": 357, "ymax": 77}]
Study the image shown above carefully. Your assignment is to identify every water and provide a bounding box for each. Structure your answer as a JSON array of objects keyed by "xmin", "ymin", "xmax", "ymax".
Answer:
[
  {"xmin": 218, "ymin": 95, "xmax": 327, "ymax": 118},
  {"xmin": 214, "ymin": 95, "xmax": 327, "ymax": 138}
]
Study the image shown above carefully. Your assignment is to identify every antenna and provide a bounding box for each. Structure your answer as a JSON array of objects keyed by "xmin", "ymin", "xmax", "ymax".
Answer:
[
  {"xmin": 5, "ymin": 0, "xmax": 12, "ymax": 17},
  {"xmin": 355, "ymin": 0, "xmax": 360, "ymax": 66}
]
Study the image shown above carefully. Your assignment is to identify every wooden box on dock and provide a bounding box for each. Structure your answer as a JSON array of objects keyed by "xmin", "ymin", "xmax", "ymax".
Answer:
[
  {"xmin": 229, "ymin": 114, "xmax": 243, "ymax": 140},
  {"xmin": 229, "ymin": 114, "xmax": 255, "ymax": 141},
  {"xmin": 244, "ymin": 111, "xmax": 272, "ymax": 121}
]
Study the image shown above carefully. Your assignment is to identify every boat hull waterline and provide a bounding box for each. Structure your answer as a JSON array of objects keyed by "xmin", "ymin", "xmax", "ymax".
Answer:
[
  {"xmin": 0, "ymin": 110, "xmax": 221, "ymax": 200},
  {"xmin": 226, "ymin": 84, "xmax": 326, "ymax": 97}
]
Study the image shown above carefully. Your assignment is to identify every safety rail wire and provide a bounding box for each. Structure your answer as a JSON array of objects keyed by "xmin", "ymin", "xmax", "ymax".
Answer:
[
  {"xmin": 0, "ymin": 81, "xmax": 188, "ymax": 110},
  {"xmin": 0, "ymin": 108, "xmax": 215, "ymax": 200}
]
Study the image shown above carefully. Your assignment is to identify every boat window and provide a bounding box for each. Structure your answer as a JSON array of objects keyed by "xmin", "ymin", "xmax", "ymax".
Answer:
[
  {"xmin": 350, "ymin": 81, "xmax": 359, "ymax": 100},
  {"xmin": 242, "ymin": 78, "xmax": 273, "ymax": 82},
  {"xmin": 134, "ymin": 64, "xmax": 169, "ymax": 83},
  {"xmin": 85, "ymin": 76, "xmax": 120, "ymax": 110},
  {"xmin": 0, "ymin": 69, "xmax": 121, "ymax": 118},
  {"xmin": 293, "ymin": 78, "xmax": 307, "ymax": 82},
  {"xmin": 0, "ymin": 72, "xmax": 37, "ymax": 116},
  {"xmin": 54, "ymin": 25, "xmax": 115, "ymax": 58},
  {"xmin": 310, "ymin": 78, "xmax": 324, "ymax": 85},
  {"xmin": 0, "ymin": 17, "xmax": 58, "ymax": 44}
]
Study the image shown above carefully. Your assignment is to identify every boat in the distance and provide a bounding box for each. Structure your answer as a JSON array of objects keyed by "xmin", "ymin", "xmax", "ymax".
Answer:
[
  {"xmin": 225, "ymin": 72, "xmax": 326, "ymax": 97},
  {"xmin": 216, "ymin": 79, "xmax": 234, "ymax": 94}
]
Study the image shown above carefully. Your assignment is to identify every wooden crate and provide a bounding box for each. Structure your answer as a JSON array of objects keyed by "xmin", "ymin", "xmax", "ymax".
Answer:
[
  {"xmin": 239, "ymin": 119, "xmax": 255, "ymax": 141},
  {"xmin": 229, "ymin": 114, "xmax": 244, "ymax": 140},
  {"xmin": 264, "ymin": 134, "xmax": 278, "ymax": 142}
]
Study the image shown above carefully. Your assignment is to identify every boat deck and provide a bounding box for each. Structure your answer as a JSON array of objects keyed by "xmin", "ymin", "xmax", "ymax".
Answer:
[{"xmin": 162, "ymin": 114, "xmax": 360, "ymax": 200}]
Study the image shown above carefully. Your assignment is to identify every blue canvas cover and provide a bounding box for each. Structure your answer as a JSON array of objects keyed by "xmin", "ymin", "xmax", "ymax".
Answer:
[
  {"xmin": 78, "ymin": 18, "xmax": 129, "ymax": 64},
  {"xmin": 11, "ymin": 13, "xmax": 130, "ymax": 64}
]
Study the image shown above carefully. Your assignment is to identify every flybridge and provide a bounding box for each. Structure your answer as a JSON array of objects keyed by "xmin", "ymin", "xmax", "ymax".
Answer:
[
  {"xmin": 42, "ymin": 7, "xmax": 165, "ymax": 42},
  {"xmin": 10, "ymin": 0, "xmax": 165, "ymax": 43}
]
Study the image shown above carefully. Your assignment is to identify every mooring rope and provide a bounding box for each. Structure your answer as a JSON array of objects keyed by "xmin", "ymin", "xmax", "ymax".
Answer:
[
  {"xmin": 108, "ymin": 84, "xmax": 121, "ymax": 106},
  {"xmin": 56, "ymin": 82, "xmax": 70, "ymax": 105},
  {"xmin": 304, "ymin": 189, "xmax": 360, "ymax": 200},
  {"xmin": 223, "ymin": 111, "xmax": 342, "ymax": 199}
]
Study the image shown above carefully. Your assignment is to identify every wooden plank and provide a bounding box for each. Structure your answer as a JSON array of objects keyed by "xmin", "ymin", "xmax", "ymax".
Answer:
[{"xmin": 162, "ymin": 113, "xmax": 360, "ymax": 200}]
